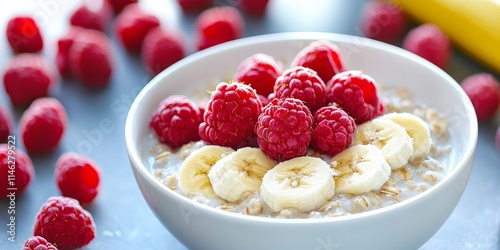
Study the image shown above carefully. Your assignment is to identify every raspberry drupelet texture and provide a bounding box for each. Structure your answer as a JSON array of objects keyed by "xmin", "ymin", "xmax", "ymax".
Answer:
[
  {"xmin": 22, "ymin": 235, "xmax": 58, "ymax": 250},
  {"xmin": 291, "ymin": 40, "xmax": 345, "ymax": 83},
  {"xmin": 55, "ymin": 152, "xmax": 101, "ymax": 205},
  {"xmin": 326, "ymin": 70, "xmax": 382, "ymax": 124},
  {"xmin": 177, "ymin": 0, "xmax": 214, "ymax": 12},
  {"xmin": 461, "ymin": 73, "xmax": 500, "ymax": 122},
  {"xmin": 69, "ymin": 1, "xmax": 112, "ymax": 32},
  {"xmin": 360, "ymin": 1, "xmax": 407, "ymax": 43},
  {"xmin": 115, "ymin": 3, "xmax": 160, "ymax": 53},
  {"xmin": 255, "ymin": 98, "xmax": 313, "ymax": 162},
  {"xmin": 0, "ymin": 104, "xmax": 13, "ymax": 143},
  {"xmin": 33, "ymin": 196, "xmax": 95, "ymax": 250},
  {"xmin": 234, "ymin": 53, "xmax": 283, "ymax": 96},
  {"xmin": 141, "ymin": 27, "xmax": 185, "ymax": 76},
  {"xmin": 199, "ymin": 82, "xmax": 262, "ymax": 148},
  {"xmin": 274, "ymin": 66, "xmax": 327, "ymax": 112},
  {"xmin": 403, "ymin": 23, "xmax": 451, "ymax": 69},
  {"xmin": 195, "ymin": 6, "xmax": 244, "ymax": 50},
  {"xmin": 151, "ymin": 95, "xmax": 203, "ymax": 149},
  {"xmin": 6, "ymin": 16, "xmax": 43, "ymax": 53},
  {"xmin": 311, "ymin": 106, "xmax": 356, "ymax": 156},
  {"xmin": 0, "ymin": 144, "xmax": 34, "ymax": 198}
]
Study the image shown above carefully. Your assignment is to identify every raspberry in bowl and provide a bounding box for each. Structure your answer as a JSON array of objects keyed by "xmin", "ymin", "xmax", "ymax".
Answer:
[{"xmin": 125, "ymin": 32, "xmax": 477, "ymax": 250}]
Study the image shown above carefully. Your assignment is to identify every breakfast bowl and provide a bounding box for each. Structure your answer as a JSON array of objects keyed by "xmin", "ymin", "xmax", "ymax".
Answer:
[{"xmin": 125, "ymin": 32, "xmax": 477, "ymax": 250}]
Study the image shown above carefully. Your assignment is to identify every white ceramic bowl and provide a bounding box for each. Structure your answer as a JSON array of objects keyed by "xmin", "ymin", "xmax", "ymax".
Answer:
[{"xmin": 125, "ymin": 32, "xmax": 477, "ymax": 250}]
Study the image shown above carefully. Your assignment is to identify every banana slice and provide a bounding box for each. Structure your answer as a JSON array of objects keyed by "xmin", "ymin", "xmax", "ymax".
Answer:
[
  {"xmin": 353, "ymin": 117, "xmax": 413, "ymax": 169},
  {"xmin": 260, "ymin": 156, "xmax": 336, "ymax": 213},
  {"xmin": 208, "ymin": 147, "xmax": 277, "ymax": 202},
  {"xmin": 381, "ymin": 112, "xmax": 432, "ymax": 161},
  {"xmin": 330, "ymin": 144, "xmax": 391, "ymax": 195},
  {"xmin": 178, "ymin": 145, "xmax": 235, "ymax": 197}
]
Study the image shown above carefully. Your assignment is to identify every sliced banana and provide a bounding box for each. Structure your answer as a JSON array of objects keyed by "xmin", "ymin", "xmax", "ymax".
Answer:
[
  {"xmin": 208, "ymin": 147, "xmax": 277, "ymax": 202},
  {"xmin": 178, "ymin": 145, "xmax": 235, "ymax": 197},
  {"xmin": 353, "ymin": 117, "xmax": 413, "ymax": 169},
  {"xmin": 260, "ymin": 156, "xmax": 336, "ymax": 213},
  {"xmin": 381, "ymin": 112, "xmax": 432, "ymax": 161},
  {"xmin": 330, "ymin": 144, "xmax": 391, "ymax": 195}
]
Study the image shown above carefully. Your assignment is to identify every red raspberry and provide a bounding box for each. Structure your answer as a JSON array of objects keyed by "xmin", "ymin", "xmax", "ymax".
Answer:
[
  {"xmin": 22, "ymin": 236, "xmax": 57, "ymax": 250},
  {"xmin": 360, "ymin": 1, "xmax": 407, "ymax": 43},
  {"xmin": 195, "ymin": 6, "xmax": 244, "ymax": 51},
  {"xmin": 69, "ymin": 0, "xmax": 112, "ymax": 32},
  {"xmin": 177, "ymin": 0, "xmax": 214, "ymax": 12},
  {"xmin": 403, "ymin": 23, "xmax": 451, "ymax": 69},
  {"xmin": 291, "ymin": 40, "xmax": 345, "ymax": 83},
  {"xmin": 55, "ymin": 27, "xmax": 82, "ymax": 77},
  {"xmin": 240, "ymin": 0, "xmax": 270, "ymax": 16},
  {"xmin": 68, "ymin": 28, "xmax": 113, "ymax": 88},
  {"xmin": 151, "ymin": 95, "xmax": 203, "ymax": 149},
  {"xmin": 461, "ymin": 73, "xmax": 500, "ymax": 122},
  {"xmin": 0, "ymin": 144, "xmax": 34, "ymax": 198},
  {"xmin": 0, "ymin": 104, "xmax": 13, "ymax": 143},
  {"xmin": 274, "ymin": 66, "xmax": 327, "ymax": 112},
  {"xmin": 115, "ymin": 3, "xmax": 160, "ymax": 53},
  {"xmin": 2, "ymin": 54, "xmax": 55, "ymax": 107},
  {"xmin": 107, "ymin": 0, "xmax": 138, "ymax": 14},
  {"xmin": 55, "ymin": 152, "xmax": 101, "ymax": 205},
  {"xmin": 311, "ymin": 106, "xmax": 356, "ymax": 156},
  {"xmin": 199, "ymin": 82, "xmax": 262, "ymax": 148},
  {"xmin": 33, "ymin": 196, "xmax": 96, "ymax": 250},
  {"xmin": 234, "ymin": 53, "xmax": 283, "ymax": 96},
  {"xmin": 6, "ymin": 16, "xmax": 43, "ymax": 53},
  {"xmin": 255, "ymin": 98, "xmax": 313, "ymax": 161},
  {"xmin": 19, "ymin": 98, "xmax": 67, "ymax": 154},
  {"xmin": 141, "ymin": 27, "xmax": 185, "ymax": 76},
  {"xmin": 326, "ymin": 70, "xmax": 381, "ymax": 124}
]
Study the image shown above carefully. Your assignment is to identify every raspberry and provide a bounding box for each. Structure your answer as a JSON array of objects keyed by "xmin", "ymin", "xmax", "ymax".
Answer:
[
  {"xmin": 274, "ymin": 66, "xmax": 327, "ymax": 112},
  {"xmin": 195, "ymin": 6, "xmax": 244, "ymax": 51},
  {"xmin": 177, "ymin": 0, "xmax": 214, "ymax": 12},
  {"xmin": 55, "ymin": 152, "xmax": 101, "ymax": 205},
  {"xmin": 291, "ymin": 40, "xmax": 345, "ymax": 83},
  {"xmin": 234, "ymin": 53, "xmax": 283, "ymax": 96},
  {"xmin": 199, "ymin": 82, "xmax": 262, "ymax": 148},
  {"xmin": 326, "ymin": 70, "xmax": 381, "ymax": 124},
  {"xmin": 151, "ymin": 95, "xmax": 203, "ymax": 149},
  {"xmin": 0, "ymin": 104, "xmax": 13, "ymax": 143},
  {"xmin": 240, "ymin": 0, "xmax": 270, "ymax": 16},
  {"xmin": 0, "ymin": 144, "xmax": 34, "ymax": 198},
  {"xmin": 22, "ymin": 236, "xmax": 57, "ymax": 250},
  {"xmin": 107, "ymin": 0, "xmax": 138, "ymax": 14},
  {"xmin": 460, "ymin": 73, "xmax": 500, "ymax": 122},
  {"xmin": 360, "ymin": 1, "xmax": 407, "ymax": 43},
  {"xmin": 141, "ymin": 27, "xmax": 185, "ymax": 76},
  {"xmin": 19, "ymin": 98, "xmax": 67, "ymax": 154},
  {"xmin": 55, "ymin": 27, "xmax": 82, "ymax": 77},
  {"xmin": 33, "ymin": 196, "xmax": 96, "ymax": 250},
  {"xmin": 6, "ymin": 16, "xmax": 43, "ymax": 53},
  {"xmin": 68, "ymin": 28, "xmax": 113, "ymax": 88},
  {"xmin": 255, "ymin": 98, "xmax": 313, "ymax": 161},
  {"xmin": 2, "ymin": 54, "xmax": 55, "ymax": 107},
  {"xmin": 69, "ymin": 0, "xmax": 112, "ymax": 32},
  {"xmin": 403, "ymin": 23, "xmax": 451, "ymax": 69},
  {"xmin": 311, "ymin": 106, "xmax": 356, "ymax": 156},
  {"xmin": 115, "ymin": 3, "xmax": 160, "ymax": 53}
]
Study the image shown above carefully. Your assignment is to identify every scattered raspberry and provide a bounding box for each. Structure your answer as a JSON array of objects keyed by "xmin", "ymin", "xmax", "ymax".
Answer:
[
  {"xmin": 403, "ymin": 23, "xmax": 451, "ymax": 69},
  {"xmin": 22, "ymin": 236, "xmax": 58, "ymax": 250},
  {"xmin": 177, "ymin": 0, "xmax": 214, "ymax": 12},
  {"xmin": 0, "ymin": 105, "xmax": 13, "ymax": 143},
  {"xmin": 107, "ymin": 0, "xmax": 138, "ymax": 14},
  {"xmin": 68, "ymin": 28, "xmax": 113, "ymax": 88},
  {"xmin": 240, "ymin": 0, "xmax": 270, "ymax": 16},
  {"xmin": 360, "ymin": 1, "xmax": 407, "ymax": 43},
  {"xmin": 311, "ymin": 106, "xmax": 356, "ymax": 156},
  {"xmin": 115, "ymin": 3, "xmax": 160, "ymax": 53},
  {"xmin": 326, "ymin": 70, "xmax": 381, "ymax": 124},
  {"xmin": 460, "ymin": 73, "xmax": 500, "ymax": 122},
  {"xmin": 0, "ymin": 144, "xmax": 34, "ymax": 198},
  {"xmin": 69, "ymin": 0, "xmax": 112, "ymax": 32},
  {"xmin": 2, "ymin": 54, "xmax": 55, "ymax": 107},
  {"xmin": 33, "ymin": 196, "xmax": 96, "ymax": 250},
  {"xmin": 255, "ymin": 98, "xmax": 313, "ymax": 161},
  {"xmin": 291, "ymin": 40, "xmax": 345, "ymax": 83},
  {"xmin": 55, "ymin": 27, "xmax": 82, "ymax": 77},
  {"xmin": 6, "ymin": 16, "xmax": 43, "ymax": 53},
  {"xmin": 199, "ymin": 82, "xmax": 262, "ymax": 148},
  {"xmin": 55, "ymin": 152, "xmax": 101, "ymax": 205},
  {"xmin": 274, "ymin": 66, "xmax": 327, "ymax": 112},
  {"xmin": 141, "ymin": 27, "xmax": 185, "ymax": 76},
  {"xmin": 151, "ymin": 95, "xmax": 203, "ymax": 149},
  {"xmin": 19, "ymin": 98, "xmax": 67, "ymax": 154},
  {"xmin": 234, "ymin": 53, "xmax": 283, "ymax": 96},
  {"xmin": 195, "ymin": 6, "xmax": 244, "ymax": 50}
]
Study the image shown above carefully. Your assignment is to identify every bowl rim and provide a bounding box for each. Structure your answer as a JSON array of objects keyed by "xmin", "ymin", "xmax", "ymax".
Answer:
[{"xmin": 125, "ymin": 31, "xmax": 478, "ymax": 224}]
